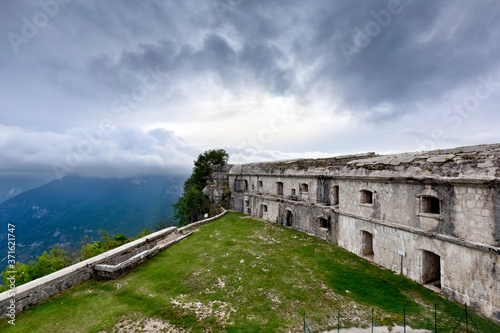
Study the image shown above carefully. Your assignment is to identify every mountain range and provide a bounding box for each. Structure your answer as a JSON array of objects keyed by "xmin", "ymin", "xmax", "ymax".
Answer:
[{"xmin": 0, "ymin": 175, "xmax": 186, "ymax": 270}]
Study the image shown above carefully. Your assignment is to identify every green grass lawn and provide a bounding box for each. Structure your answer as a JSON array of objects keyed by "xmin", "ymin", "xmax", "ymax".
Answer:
[{"xmin": 1, "ymin": 212, "xmax": 497, "ymax": 332}]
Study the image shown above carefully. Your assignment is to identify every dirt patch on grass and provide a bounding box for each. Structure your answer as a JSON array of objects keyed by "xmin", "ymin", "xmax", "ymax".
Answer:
[
  {"xmin": 98, "ymin": 317, "xmax": 189, "ymax": 333},
  {"xmin": 170, "ymin": 294, "xmax": 236, "ymax": 325}
]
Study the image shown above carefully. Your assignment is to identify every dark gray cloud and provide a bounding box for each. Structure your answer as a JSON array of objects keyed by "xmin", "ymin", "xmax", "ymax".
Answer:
[
  {"xmin": 308, "ymin": 0, "xmax": 500, "ymax": 119},
  {"xmin": 1, "ymin": 0, "xmax": 500, "ymax": 182}
]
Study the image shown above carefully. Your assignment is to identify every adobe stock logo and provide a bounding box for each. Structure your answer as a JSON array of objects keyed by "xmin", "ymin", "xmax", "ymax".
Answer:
[
  {"xmin": 339, "ymin": 0, "xmax": 408, "ymax": 64},
  {"xmin": 212, "ymin": 0, "xmax": 244, "ymax": 22},
  {"xmin": 442, "ymin": 75, "xmax": 500, "ymax": 128},
  {"xmin": 238, "ymin": 108, "xmax": 297, "ymax": 151},
  {"xmin": 51, "ymin": 65, "xmax": 166, "ymax": 179},
  {"xmin": 7, "ymin": 0, "xmax": 72, "ymax": 54},
  {"xmin": 413, "ymin": 74, "xmax": 500, "ymax": 151}
]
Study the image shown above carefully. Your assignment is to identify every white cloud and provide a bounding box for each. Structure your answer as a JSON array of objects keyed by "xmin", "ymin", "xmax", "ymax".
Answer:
[{"xmin": 0, "ymin": 124, "xmax": 197, "ymax": 179}]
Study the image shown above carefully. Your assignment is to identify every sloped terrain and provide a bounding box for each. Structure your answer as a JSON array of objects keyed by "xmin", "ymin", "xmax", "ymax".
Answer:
[{"xmin": 0, "ymin": 212, "xmax": 497, "ymax": 332}]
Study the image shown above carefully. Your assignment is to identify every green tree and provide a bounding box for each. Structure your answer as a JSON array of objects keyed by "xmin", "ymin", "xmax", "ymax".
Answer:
[
  {"xmin": 153, "ymin": 218, "xmax": 176, "ymax": 231},
  {"xmin": 1, "ymin": 261, "xmax": 35, "ymax": 287},
  {"xmin": 174, "ymin": 187, "xmax": 210, "ymax": 226},
  {"xmin": 80, "ymin": 241, "xmax": 105, "ymax": 260},
  {"xmin": 136, "ymin": 226, "xmax": 153, "ymax": 238},
  {"xmin": 112, "ymin": 234, "xmax": 129, "ymax": 247},
  {"xmin": 32, "ymin": 248, "xmax": 70, "ymax": 279},
  {"xmin": 174, "ymin": 149, "xmax": 229, "ymax": 226},
  {"xmin": 0, "ymin": 227, "xmax": 153, "ymax": 288},
  {"xmin": 80, "ymin": 230, "xmax": 133, "ymax": 260},
  {"xmin": 184, "ymin": 149, "xmax": 229, "ymax": 192},
  {"xmin": 1, "ymin": 247, "xmax": 70, "ymax": 287}
]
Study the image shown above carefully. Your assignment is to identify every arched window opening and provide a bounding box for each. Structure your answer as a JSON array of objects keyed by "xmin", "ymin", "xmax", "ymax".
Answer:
[{"xmin": 362, "ymin": 231, "xmax": 374, "ymax": 256}]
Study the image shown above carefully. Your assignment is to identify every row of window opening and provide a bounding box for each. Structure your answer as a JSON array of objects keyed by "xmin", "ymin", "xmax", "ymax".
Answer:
[
  {"xmin": 239, "ymin": 181, "xmax": 440, "ymax": 215},
  {"xmin": 275, "ymin": 182, "xmax": 309, "ymax": 195}
]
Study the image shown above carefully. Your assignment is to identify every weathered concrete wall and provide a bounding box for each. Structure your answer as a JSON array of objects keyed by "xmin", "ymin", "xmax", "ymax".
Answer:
[
  {"xmin": 219, "ymin": 144, "xmax": 500, "ymax": 322},
  {"xmin": 337, "ymin": 214, "xmax": 500, "ymax": 320},
  {"xmin": 94, "ymin": 231, "xmax": 192, "ymax": 279},
  {"xmin": 335, "ymin": 180, "xmax": 497, "ymax": 246},
  {"xmin": 233, "ymin": 192, "xmax": 338, "ymax": 243},
  {"xmin": 452, "ymin": 185, "xmax": 497, "ymax": 246},
  {"xmin": 232, "ymin": 174, "xmax": 320, "ymax": 205},
  {"xmin": 203, "ymin": 165, "xmax": 232, "ymax": 207},
  {"xmin": 230, "ymin": 181, "xmax": 500, "ymax": 321}
]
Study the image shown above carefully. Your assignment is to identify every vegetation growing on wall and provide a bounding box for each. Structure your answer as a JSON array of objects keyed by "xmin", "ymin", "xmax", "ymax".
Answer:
[{"xmin": 173, "ymin": 149, "xmax": 229, "ymax": 227}]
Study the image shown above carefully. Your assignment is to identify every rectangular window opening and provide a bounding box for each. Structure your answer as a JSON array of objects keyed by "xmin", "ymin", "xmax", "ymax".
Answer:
[
  {"xmin": 276, "ymin": 182, "xmax": 284, "ymax": 195},
  {"xmin": 333, "ymin": 185, "xmax": 339, "ymax": 206},
  {"xmin": 422, "ymin": 250, "xmax": 441, "ymax": 289},
  {"xmin": 319, "ymin": 218, "xmax": 328, "ymax": 229},
  {"xmin": 360, "ymin": 190, "xmax": 373, "ymax": 204},
  {"xmin": 421, "ymin": 196, "xmax": 440, "ymax": 214}
]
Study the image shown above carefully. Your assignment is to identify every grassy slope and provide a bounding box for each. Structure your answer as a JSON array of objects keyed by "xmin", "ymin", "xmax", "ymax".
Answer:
[{"xmin": 0, "ymin": 212, "xmax": 497, "ymax": 332}]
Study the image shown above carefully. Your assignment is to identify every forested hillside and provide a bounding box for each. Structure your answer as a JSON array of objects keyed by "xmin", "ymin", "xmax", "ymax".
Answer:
[{"xmin": 0, "ymin": 175, "xmax": 185, "ymax": 270}]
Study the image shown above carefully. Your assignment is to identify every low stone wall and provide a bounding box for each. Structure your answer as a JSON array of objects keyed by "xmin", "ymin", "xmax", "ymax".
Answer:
[
  {"xmin": 0, "ymin": 209, "xmax": 227, "ymax": 319},
  {"xmin": 178, "ymin": 208, "xmax": 227, "ymax": 232},
  {"xmin": 93, "ymin": 231, "xmax": 192, "ymax": 279}
]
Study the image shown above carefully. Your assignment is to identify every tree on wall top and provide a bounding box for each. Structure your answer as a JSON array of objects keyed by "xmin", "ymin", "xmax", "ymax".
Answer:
[
  {"xmin": 174, "ymin": 149, "xmax": 229, "ymax": 227},
  {"xmin": 183, "ymin": 148, "xmax": 229, "ymax": 192}
]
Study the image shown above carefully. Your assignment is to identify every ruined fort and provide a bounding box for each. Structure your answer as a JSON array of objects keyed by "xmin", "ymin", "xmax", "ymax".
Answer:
[
  {"xmin": 205, "ymin": 143, "xmax": 500, "ymax": 321},
  {"xmin": 2, "ymin": 144, "xmax": 500, "ymax": 324}
]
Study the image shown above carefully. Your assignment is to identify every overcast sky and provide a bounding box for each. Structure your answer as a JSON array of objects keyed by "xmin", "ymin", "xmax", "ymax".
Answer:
[{"xmin": 1, "ymin": 0, "xmax": 500, "ymax": 185}]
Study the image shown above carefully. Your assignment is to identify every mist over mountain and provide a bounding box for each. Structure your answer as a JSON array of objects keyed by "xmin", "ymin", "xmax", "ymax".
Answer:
[
  {"xmin": 0, "ymin": 175, "xmax": 186, "ymax": 270},
  {"xmin": 0, "ymin": 175, "xmax": 56, "ymax": 204}
]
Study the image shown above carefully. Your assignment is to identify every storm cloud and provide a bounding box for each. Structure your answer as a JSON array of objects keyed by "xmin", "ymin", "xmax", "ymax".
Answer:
[{"xmin": 1, "ymin": 0, "xmax": 500, "ymax": 183}]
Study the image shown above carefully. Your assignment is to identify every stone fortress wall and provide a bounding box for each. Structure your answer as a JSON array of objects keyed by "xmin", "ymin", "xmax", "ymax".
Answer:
[{"xmin": 205, "ymin": 144, "xmax": 500, "ymax": 321}]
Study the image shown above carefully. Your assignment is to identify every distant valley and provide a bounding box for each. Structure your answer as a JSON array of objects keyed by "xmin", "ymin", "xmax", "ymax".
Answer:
[{"xmin": 0, "ymin": 175, "xmax": 186, "ymax": 271}]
